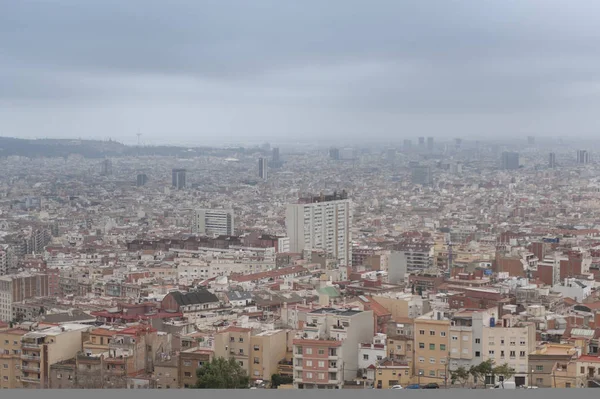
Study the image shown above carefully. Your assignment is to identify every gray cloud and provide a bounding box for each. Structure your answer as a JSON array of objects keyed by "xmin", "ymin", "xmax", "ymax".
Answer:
[{"xmin": 2, "ymin": 0, "xmax": 600, "ymax": 143}]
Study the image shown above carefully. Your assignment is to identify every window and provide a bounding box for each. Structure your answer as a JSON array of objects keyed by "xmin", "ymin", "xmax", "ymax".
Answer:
[
  {"xmin": 230, "ymin": 337, "xmax": 235, "ymax": 342},
  {"xmin": 452, "ymin": 336, "xmax": 458, "ymax": 341},
  {"xmin": 566, "ymin": 383, "xmax": 571, "ymax": 388},
  {"xmin": 520, "ymin": 351, "xmax": 526, "ymax": 357},
  {"xmin": 581, "ymin": 367, "xmax": 585, "ymax": 374},
  {"xmin": 318, "ymin": 349, "xmax": 325, "ymax": 355},
  {"xmin": 500, "ymin": 339, "xmax": 505, "ymax": 345},
  {"xmin": 501, "ymin": 351, "xmax": 505, "ymax": 358},
  {"xmin": 536, "ymin": 365, "xmax": 543, "ymax": 371},
  {"xmin": 440, "ymin": 344, "xmax": 446, "ymax": 351},
  {"xmin": 520, "ymin": 340, "xmax": 526, "ymax": 346},
  {"xmin": 419, "ymin": 343, "xmax": 425, "ymax": 349},
  {"xmin": 475, "ymin": 338, "xmax": 480, "ymax": 344},
  {"xmin": 306, "ymin": 348, "xmax": 313, "ymax": 355},
  {"xmin": 253, "ymin": 371, "xmax": 260, "ymax": 376},
  {"xmin": 429, "ymin": 357, "xmax": 435, "ymax": 364},
  {"xmin": 239, "ymin": 337, "xmax": 244, "ymax": 343},
  {"xmin": 429, "ymin": 344, "xmax": 435, "ymax": 350},
  {"xmin": 509, "ymin": 351, "xmax": 515, "ymax": 358},
  {"xmin": 253, "ymin": 345, "xmax": 260, "ymax": 351},
  {"xmin": 13, "ymin": 341, "xmax": 17, "ymax": 345},
  {"xmin": 306, "ymin": 372, "xmax": 313, "ymax": 379},
  {"xmin": 2, "ymin": 364, "xmax": 7, "ymax": 369},
  {"xmin": 419, "ymin": 357, "xmax": 425, "ymax": 363},
  {"xmin": 253, "ymin": 357, "xmax": 260, "ymax": 364},
  {"xmin": 318, "ymin": 361, "xmax": 325, "ymax": 367},
  {"xmin": 451, "ymin": 348, "xmax": 457, "ymax": 353},
  {"xmin": 429, "ymin": 370, "xmax": 435, "ymax": 377},
  {"xmin": 462, "ymin": 335, "xmax": 468, "ymax": 341},
  {"xmin": 306, "ymin": 360, "xmax": 313, "ymax": 367},
  {"xmin": 396, "ymin": 345, "xmax": 402, "ymax": 350},
  {"xmin": 440, "ymin": 332, "xmax": 446, "ymax": 337},
  {"xmin": 475, "ymin": 351, "xmax": 480, "ymax": 357},
  {"xmin": 184, "ymin": 372, "xmax": 191, "ymax": 377},
  {"xmin": 318, "ymin": 373, "xmax": 325, "ymax": 380},
  {"xmin": 489, "ymin": 350, "xmax": 495, "ymax": 356},
  {"xmin": 419, "ymin": 330, "xmax": 425, "ymax": 335},
  {"xmin": 376, "ymin": 355, "xmax": 383, "ymax": 361},
  {"xmin": 440, "ymin": 358, "xmax": 446, "ymax": 365},
  {"xmin": 430, "ymin": 330, "xmax": 436, "ymax": 336},
  {"xmin": 239, "ymin": 349, "xmax": 244, "ymax": 355},
  {"xmin": 363, "ymin": 354, "xmax": 369, "ymax": 360},
  {"xmin": 183, "ymin": 361, "xmax": 191, "ymax": 367},
  {"xmin": 510, "ymin": 340, "xmax": 515, "ymax": 346}
]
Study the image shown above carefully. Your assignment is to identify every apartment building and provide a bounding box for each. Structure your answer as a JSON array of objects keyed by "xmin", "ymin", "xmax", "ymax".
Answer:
[
  {"xmin": 414, "ymin": 311, "xmax": 451, "ymax": 385},
  {"xmin": 249, "ymin": 329, "xmax": 287, "ymax": 381},
  {"xmin": 0, "ymin": 328, "xmax": 27, "ymax": 389},
  {"xmin": 375, "ymin": 359, "xmax": 411, "ymax": 389},
  {"xmin": 214, "ymin": 326, "xmax": 253, "ymax": 375},
  {"xmin": 449, "ymin": 308, "xmax": 495, "ymax": 371},
  {"xmin": 0, "ymin": 273, "xmax": 49, "ymax": 322},
  {"xmin": 528, "ymin": 344, "xmax": 579, "ymax": 388},
  {"xmin": 179, "ymin": 348, "xmax": 213, "ymax": 388},
  {"xmin": 292, "ymin": 308, "xmax": 374, "ymax": 389},
  {"xmin": 192, "ymin": 208, "xmax": 235, "ymax": 237},
  {"xmin": 386, "ymin": 318, "xmax": 414, "ymax": 373},
  {"xmin": 20, "ymin": 323, "xmax": 91, "ymax": 388},
  {"xmin": 358, "ymin": 333, "xmax": 387, "ymax": 382},
  {"xmin": 481, "ymin": 315, "xmax": 536, "ymax": 387},
  {"xmin": 286, "ymin": 192, "xmax": 352, "ymax": 267}
]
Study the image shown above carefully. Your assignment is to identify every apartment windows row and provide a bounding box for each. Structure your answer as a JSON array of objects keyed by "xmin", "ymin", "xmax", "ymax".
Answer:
[
  {"xmin": 419, "ymin": 330, "xmax": 446, "ymax": 337},
  {"xmin": 418, "ymin": 343, "xmax": 447, "ymax": 351},
  {"xmin": 417, "ymin": 369, "xmax": 446, "ymax": 378},
  {"xmin": 418, "ymin": 357, "xmax": 447, "ymax": 365}
]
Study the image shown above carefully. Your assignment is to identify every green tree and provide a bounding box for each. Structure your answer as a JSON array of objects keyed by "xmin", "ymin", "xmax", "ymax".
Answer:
[
  {"xmin": 470, "ymin": 360, "xmax": 495, "ymax": 388},
  {"xmin": 194, "ymin": 357, "xmax": 250, "ymax": 389},
  {"xmin": 493, "ymin": 363, "xmax": 516, "ymax": 388},
  {"xmin": 450, "ymin": 366, "xmax": 470, "ymax": 387},
  {"xmin": 271, "ymin": 373, "xmax": 293, "ymax": 388}
]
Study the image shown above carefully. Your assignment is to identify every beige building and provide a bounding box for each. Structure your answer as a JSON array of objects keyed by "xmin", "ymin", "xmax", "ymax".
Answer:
[
  {"xmin": 249, "ymin": 329, "xmax": 287, "ymax": 381},
  {"xmin": 20, "ymin": 323, "xmax": 91, "ymax": 388},
  {"xmin": 213, "ymin": 326, "xmax": 288, "ymax": 382},
  {"xmin": 375, "ymin": 359, "xmax": 411, "ymax": 389},
  {"xmin": 413, "ymin": 311, "xmax": 450, "ymax": 384},
  {"xmin": 481, "ymin": 315, "xmax": 536, "ymax": 387},
  {"xmin": 374, "ymin": 294, "xmax": 428, "ymax": 320},
  {"xmin": 179, "ymin": 348, "xmax": 213, "ymax": 388},
  {"xmin": 0, "ymin": 327, "xmax": 28, "ymax": 389},
  {"xmin": 528, "ymin": 344, "xmax": 579, "ymax": 388},
  {"xmin": 386, "ymin": 318, "xmax": 414, "ymax": 375}
]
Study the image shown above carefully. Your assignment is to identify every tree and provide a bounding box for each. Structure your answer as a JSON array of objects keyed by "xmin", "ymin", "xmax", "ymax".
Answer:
[
  {"xmin": 450, "ymin": 366, "xmax": 470, "ymax": 387},
  {"xmin": 493, "ymin": 363, "xmax": 516, "ymax": 388},
  {"xmin": 270, "ymin": 373, "xmax": 293, "ymax": 388},
  {"xmin": 470, "ymin": 360, "xmax": 495, "ymax": 388},
  {"xmin": 194, "ymin": 357, "xmax": 250, "ymax": 389}
]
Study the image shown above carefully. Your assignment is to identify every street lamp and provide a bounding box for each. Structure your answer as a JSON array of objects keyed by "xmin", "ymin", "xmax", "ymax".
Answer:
[
  {"xmin": 418, "ymin": 370, "xmax": 423, "ymax": 386},
  {"xmin": 530, "ymin": 369, "xmax": 534, "ymax": 389}
]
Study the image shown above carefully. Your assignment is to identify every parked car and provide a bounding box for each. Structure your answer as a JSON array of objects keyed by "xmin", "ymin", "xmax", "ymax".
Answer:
[
  {"xmin": 422, "ymin": 383, "xmax": 440, "ymax": 389},
  {"xmin": 405, "ymin": 384, "xmax": 421, "ymax": 389},
  {"xmin": 391, "ymin": 385, "xmax": 403, "ymax": 390}
]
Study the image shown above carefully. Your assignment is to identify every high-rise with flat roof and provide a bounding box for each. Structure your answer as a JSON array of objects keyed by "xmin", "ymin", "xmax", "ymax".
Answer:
[
  {"xmin": 192, "ymin": 208, "xmax": 235, "ymax": 236},
  {"xmin": 286, "ymin": 191, "xmax": 352, "ymax": 267},
  {"xmin": 549, "ymin": 153, "xmax": 556, "ymax": 168},
  {"xmin": 501, "ymin": 152, "xmax": 520, "ymax": 170},
  {"xmin": 258, "ymin": 158, "xmax": 268, "ymax": 180},
  {"xmin": 171, "ymin": 169, "xmax": 186, "ymax": 189}
]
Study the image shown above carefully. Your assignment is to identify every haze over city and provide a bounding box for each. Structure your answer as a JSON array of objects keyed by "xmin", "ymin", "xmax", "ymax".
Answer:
[{"xmin": 3, "ymin": 0, "xmax": 600, "ymax": 145}]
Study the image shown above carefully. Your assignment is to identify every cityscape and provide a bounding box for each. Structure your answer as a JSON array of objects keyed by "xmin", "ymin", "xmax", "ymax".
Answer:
[
  {"xmin": 1, "ymin": 137, "xmax": 600, "ymax": 390},
  {"xmin": 3, "ymin": 0, "xmax": 600, "ymax": 394}
]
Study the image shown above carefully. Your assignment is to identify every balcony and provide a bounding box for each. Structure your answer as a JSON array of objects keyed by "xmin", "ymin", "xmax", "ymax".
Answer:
[
  {"xmin": 106, "ymin": 368, "xmax": 126, "ymax": 376},
  {"xmin": 22, "ymin": 343, "xmax": 41, "ymax": 350},
  {"xmin": 104, "ymin": 357, "xmax": 126, "ymax": 363},
  {"xmin": 21, "ymin": 364, "xmax": 41, "ymax": 373},
  {"xmin": 21, "ymin": 354, "xmax": 40, "ymax": 361},
  {"xmin": 20, "ymin": 376, "xmax": 41, "ymax": 384}
]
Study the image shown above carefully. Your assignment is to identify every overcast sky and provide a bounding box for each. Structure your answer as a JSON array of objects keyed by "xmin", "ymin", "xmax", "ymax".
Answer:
[{"xmin": 2, "ymin": 0, "xmax": 600, "ymax": 145}]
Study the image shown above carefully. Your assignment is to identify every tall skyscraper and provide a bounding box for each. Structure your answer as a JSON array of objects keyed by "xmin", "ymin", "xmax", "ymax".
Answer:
[
  {"xmin": 100, "ymin": 159, "xmax": 112, "ymax": 176},
  {"xmin": 577, "ymin": 150, "xmax": 590, "ymax": 164},
  {"xmin": 411, "ymin": 165, "xmax": 433, "ymax": 185},
  {"xmin": 418, "ymin": 137, "xmax": 425, "ymax": 148},
  {"xmin": 548, "ymin": 153, "xmax": 556, "ymax": 168},
  {"xmin": 192, "ymin": 208, "xmax": 235, "ymax": 236},
  {"xmin": 272, "ymin": 147, "xmax": 280, "ymax": 163},
  {"xmin": 427, "ymin": 137, "xmax": 434, "ymax": 152},
  {"xmin": 455, "ymin": 138, "xmax": 462, "ymax": 149},
  {"xmin": 136, "ymin": 173, "xmax": 148, "ymax": 187},
  {"xmin": 258, "ymin": 158, "xmax": 268, "ymax": 180},
  {"xmin": 172, "ymin": 168, "xmax": 186, "ymax": 189},
  {"xmin": 501, "ymin": 152, "xmax": 520, "ymax": 170},
  {"xmin": 403, "ymin": 139, "xmax": 412, "ymax": 151},
  {"xmin": 286, "ymin": 191, "xmax": 352, "ymax": 267},
  {"xmin": 329, "ymin": 147, "xmax": 340, "ymax": 160}
]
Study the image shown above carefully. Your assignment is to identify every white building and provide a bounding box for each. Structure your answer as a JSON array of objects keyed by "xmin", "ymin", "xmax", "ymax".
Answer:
[
  {"xmin": 192, "ymin": 208, "xmax": 235, "ymax": 236},
  {"xmin": 286, "ymin": 192, "xmax": 352, "ymax": 267},
  {"xmin": 358, "ymin": 333, "xmax": 387, "ymax": 375},
  {"xmin": 551, "ymin": 278, "xmax": 593, "ymax": 302}
]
